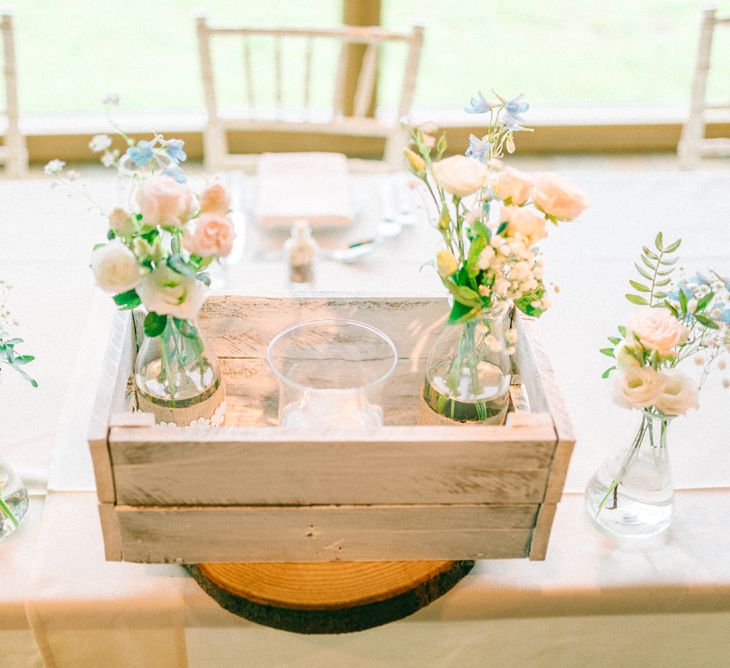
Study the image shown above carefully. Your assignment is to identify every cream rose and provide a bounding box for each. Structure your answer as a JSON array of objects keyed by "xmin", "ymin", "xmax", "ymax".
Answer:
[
  {"xmin": 136, "ymin": 175, "xmax": 193, "ymax": 228},
  {"xmin": 501, "ymin": 205, "xmax": 547, "ymax": 244},
  {"xmin": 531, "ymin": 173, "xmax": 587, "ymax": 221},
  {"xmin": 136, "ymin": 264, "xmax": 204, "ymax": 320},
  {"xmin": 431, "ymin": 155, "xmax": 488, "ymax": 197},
  {"xmin": 199, "ymin": 183, "xmax": 231, "ymax": 215},
  {"xmin": 109, "ymin": 207, "xmax": 136, "ymax": 237},
  {"xmin": 492, "ymin": 167, "xmax": 534, "ymax": 205},
  {"xmin": 655, "ymin": 370, "xmax": 699, "ymax": 416},
  {"xmin": 184, "ymin": 213, "xmax": 235, "ymax": 258},
  {"xmin": 436, "ymin": 249, "xmax": 458, "ymax": 277},
  {"xmin": 627, "ymin": 307, "xmax": 689, "ymax": 356},
  {"xmin": 613, "ymin": 367, "xmax": 665, "ymax": 409},
  {"xmin": 90, "ymin": 240, "xmax": 143, "ymax": 294}
]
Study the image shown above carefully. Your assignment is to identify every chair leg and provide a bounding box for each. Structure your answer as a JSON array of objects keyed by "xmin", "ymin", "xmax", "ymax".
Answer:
[
  {"xmin": 4, "ymin": 131, "xmax": 27, "ymax": 178},
  {"xmin": 383, "ymin": 128, "xmax": 406, "ymax": 172},
  {"xmin": 203, "ymin": 123, "xmax": 226, "ymax": 172}
]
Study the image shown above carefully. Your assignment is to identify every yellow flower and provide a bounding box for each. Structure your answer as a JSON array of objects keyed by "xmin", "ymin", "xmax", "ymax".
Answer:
[
  {"xmin": 436, "ymin": 249, "xmax": 458, "ymax": 277},
  {"xmin": 403, "ymin": 147, "xmax": 425, "ymax": 174}
]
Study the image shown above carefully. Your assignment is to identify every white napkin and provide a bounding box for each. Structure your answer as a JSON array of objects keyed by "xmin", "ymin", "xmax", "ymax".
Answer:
[{"xmin": 254, "ymin": 152, "xmax": 355, "ymax": 230}]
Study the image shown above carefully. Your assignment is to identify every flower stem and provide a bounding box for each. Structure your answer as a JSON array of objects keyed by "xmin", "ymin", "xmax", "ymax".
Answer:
[{"xmin": 0, "ymin": 494, "xmax": 20, "ymax": 528}]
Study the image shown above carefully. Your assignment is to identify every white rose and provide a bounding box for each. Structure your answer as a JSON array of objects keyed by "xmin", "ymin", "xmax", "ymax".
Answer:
[
  {"xmin": 431, "ymin": 155, "xmax": 488, "ymax": 197},
  {"xmin": 492, "ymin": 167, "xmax": 534, "ymax": 205},
  {"xmin": 109, "ymin": 207, "xmax": 136, "ymax": 237},
  {"xmin": 613, "ymin": 367, "xmax": 665, "ymax": 409},
  {"xmin": 655, "ymin": 369, "xmax": 699, "ymax": 416},
  {"xmin": 627, "ymin": 307, "xmax": 689, "ymax": 356},
  {"xmin": 136, "ymin": 175, "xmax": 193, "ymax": 228},
  {"xmin": 90, "ymin": 240, "xmax": 143, "ymax": 294},
  {"xmin": 501, "ymin": 204, "xmax": 547, "ymax": 244},
  {"xmin": 137, "ymin": 264, "xmax": 205, "ymax": 320}
]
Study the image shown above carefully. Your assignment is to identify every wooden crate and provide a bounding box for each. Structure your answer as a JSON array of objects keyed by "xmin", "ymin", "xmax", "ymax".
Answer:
[{"xmin": 88, "ymin": 295, "xmax": 574, "ymax": 564}]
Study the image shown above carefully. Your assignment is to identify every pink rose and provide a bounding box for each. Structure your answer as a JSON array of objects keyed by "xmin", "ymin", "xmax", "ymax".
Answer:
[
  {"xmin": 501, "ymin": 204, "xmax": 547, "ymax": 244},
  {"xmin": 199, "ymin": 182, "xmax": 231, "ymax": 215},
  {"xmin": 136, "ymin": 175, "xmax": 193, "ymax": 228},
  {"xmin": 627, "ymin": 307, "xmax": 689, "ymax": 356},
  {"xmin": 492, "ymin": 167, "xmax": 534, "ymax": 205},
  {"xmin": 531, "ymin": 173, "xmax": 587, "ymax": 221},
  {"xmin": 185, "ymin": 213, "xmax": 235, "ymax": 258}
]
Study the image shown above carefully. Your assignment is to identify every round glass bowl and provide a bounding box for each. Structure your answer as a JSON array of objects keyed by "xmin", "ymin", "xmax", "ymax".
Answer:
[{"xmin": 266, "ymin": 319, "xmax": 398, "ymax": 428}]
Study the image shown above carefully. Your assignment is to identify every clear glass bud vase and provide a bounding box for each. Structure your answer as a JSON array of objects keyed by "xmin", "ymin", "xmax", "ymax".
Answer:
[
  {"xmin": 585, "ymin": 410, "xmax": 673, "ymax": 538},
  {"xmin": 0, "ymin": 455, "xmax": 29, "ymax": 539},
  {"xmin": 422, "ymin": 307, "xmax": 512, "ymax": 424},
  {"xmin": 134, "ymin": 315, "xmax": 225, "ymax": 427}
]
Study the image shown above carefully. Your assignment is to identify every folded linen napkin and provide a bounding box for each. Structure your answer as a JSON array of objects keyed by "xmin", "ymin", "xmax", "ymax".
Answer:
[{"xmin": 254, "ymin": 152, "xmax": 355, "ymax": 230}]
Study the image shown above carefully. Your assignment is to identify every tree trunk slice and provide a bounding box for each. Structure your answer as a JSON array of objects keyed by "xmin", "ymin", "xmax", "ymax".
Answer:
[{"xmin": 187, "ymin": 560, "xmax": 474, "ymax": 634}]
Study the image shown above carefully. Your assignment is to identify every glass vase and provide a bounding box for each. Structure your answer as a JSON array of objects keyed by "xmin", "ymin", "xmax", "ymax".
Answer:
[
  {"xmin": 585, "ymin": 410, "xmax": 674, "ymax": 538},
  {"xmin": 134, "ymin": 314, "xmax": 225, "ymax": 427},
  {"xmin": 267, "ymin": 319, "xmax": 397, "ymax": 428},
  {"xmin": 421, "ymin": 307, "xmax": 512, "ymax": 424},
  {"xmin": 0, "ymin": 455, "xmax": 29, "ymax": 539}
]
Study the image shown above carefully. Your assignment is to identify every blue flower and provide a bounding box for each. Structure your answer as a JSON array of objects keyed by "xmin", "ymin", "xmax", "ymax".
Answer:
[
  {"xmin": 163, "ymin": 166, "xmax": 187, "ymax": 184},
  {"xmin": 503, "ymin": 94, "xmax": 529, "ymax": 126},
  {"xmin": 465, "ymin": 90, "xmax": 490, "ymax": 114},
  {"xmin": 165, "ymin": 139, "xmax": 187, "ymax": 164},
  {"xmin": 125, "ymin": 140, "xmax": 154, "ymax": 167},
  {"xmin": 713, "ymin": 303, "xmax": 730, "ymax": 323},
  {"xmin": 465, "ymin": 134, "xmax": 491, "ymax": 163}
]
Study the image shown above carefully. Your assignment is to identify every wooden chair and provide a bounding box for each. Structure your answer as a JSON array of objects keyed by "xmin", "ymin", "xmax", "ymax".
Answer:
[
  {"xmin": 678, "ymin": 4, "xmax": 730, "ymax": 168},
  {"xmin": 196, "ymin": 17, "xmax": 424, "ymax": 172},
  {"xmin": 0, "ymin": 12, "xmax": 26, "ymax": 177}
]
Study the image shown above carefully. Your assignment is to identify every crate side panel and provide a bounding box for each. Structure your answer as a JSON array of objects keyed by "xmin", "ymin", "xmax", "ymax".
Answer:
[
  {"xmin": 199, "ymin": 295, "xmax": 447, "ymax": 359},
  {"xmin": 110, "ymin": 426, "xmax": 556, "ymax": 505},
  {"xmin": 115, "ymin": 503, "xmax": 536, "ymax": 563}
]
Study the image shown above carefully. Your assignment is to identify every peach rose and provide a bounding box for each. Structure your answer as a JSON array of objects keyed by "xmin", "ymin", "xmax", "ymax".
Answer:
[
  {"xmin": 492, "ymin": 167, "xmax": 533, "ymax": 205},
  {"xmin": 501, "ymin": 204, "xmax": 547, "ymax": 244},
  {"xmin": 185, "ymin": 213, "xmax": 235, "ymax": 258},
  {"xmin": 655, "ymin": 369, "xmax": 699, "ymax": 416},
  {"xmin": 199, "ymin": 182, "xmax": 231, "ymax": 215},
  {"xmin": 136, "ymin": 175, "xmax": 193, "ymax": 228},
  {"xmin": 627, "ymin": 307, "xmax": 689, "ymax": 356},
  {"xmin": 108, "ymin": 207, "xmax": 136, "ymax": 237},
  {"xmin": 531, "ymin": 173, "xmax": 587, "ymax": 221},
  {"xmin": 613, "ymin": 367, "xmax": 665, "ymax": 410},
  {"xmin": 431, "ymin": 155, "xmax": 488, "ymax": 197}
]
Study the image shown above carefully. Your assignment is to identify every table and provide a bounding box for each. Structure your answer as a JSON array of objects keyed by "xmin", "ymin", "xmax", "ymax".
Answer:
[{"xmin": 2, "ymin": 168, "xmax": 730, "ymax": 667}]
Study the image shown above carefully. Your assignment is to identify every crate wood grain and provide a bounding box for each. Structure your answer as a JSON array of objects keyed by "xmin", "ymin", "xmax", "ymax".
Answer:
[{"xmin": 89, "ymin": 294, "xmax": 575, "ymax": 564}]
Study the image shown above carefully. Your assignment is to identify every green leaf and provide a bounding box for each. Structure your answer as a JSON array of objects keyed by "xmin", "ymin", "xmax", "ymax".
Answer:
[
  {"xmin": 655, "ymin": 231, "xmax": 664, "ymax": 251},
  {"xmin": 167, "ymin": 254, "xmax": 196, "ymax": 277},
  {"xmin": 633, "ymin": 262, "xmax": 653, "ymax": 281},
  {"xmin": 618, "ymin": 325, "xmax": 627, "ymax": 337},
  {"xmin": 599, "ymin": 347, "xmax": 615, "ymax": 358},
  {"xmin": 174, "ymin": 317, "xmax": 200, "ymax": 340},
  {"xmin": 653, "ymin": 291, "xmax": 668, "ymax": 299},
  {"xmin": 678, "ymin": 289, "xmax": 688, "ymax": 315},
  {"xmin": 608, "ymin": 336, "xmax": 621, "ymax": 345},
  {"xmin": 628, "ymin": 280, "xmax": 650, "ymax": 293},
  {"xmin": 113, "ymin": 289, "xmax": 141, "ymax": 310},
  {"xmin": 642, "ymin": 246, "xmax": 659, "ymax": 261},
  {"xmin": 660, "ymin": 256, "xmax": 679, "ymax": 266},
  {"xmin": 12, "ymin": 355, "xmax": 34, "ymax": 365},
  {"xmin": 664, "ymin": 300, "xmax": 679, "ymax": 318},
  {"xmin": 143, "ymin": 312, "xmax": 167, "ymax": 337},
  {"xmin": 496, "ymin": 221, "xmax": 508, "ymax": 236},
  {"xmin": 695, "ymin": 313, "xmax": 720, "ymax": 330},
  {"xmin": 196, "ymin": 272, "xmax": 211, "ymax": 287},
  {"xmin": 106, "ymin": 229, "xmax": 116, "ymax": 241},
  {"xmin": 640, "ymin": 255, "xmax": 656, "ymax": 271},
  {"xmin": 602, "ymin": 366, "xmax": 617, "ymax": 379},
  {"xmin": 458, "ymin": 285, "xmax": 480, "ymax": 302},
  {"xmin": 626, "ymin": 293, "xmax": 649, "ymax": 306},
  {"xmin": 696, "ymin": 292, "xmax": 714, "ymax": 312},
  {"xmin": 664, "ymin": 238, "xmax": 681, "ymax": 253},
  {"xmin": 447, "ymin": 299, "xmax": 476, "ymax": 324},
  {"xmin": 654, "ymin": 277, "xmax": 671, "ymax": 287},
  {"xmin": 466, "ymin": 235, "xmax": 487, "ymax": 278}
]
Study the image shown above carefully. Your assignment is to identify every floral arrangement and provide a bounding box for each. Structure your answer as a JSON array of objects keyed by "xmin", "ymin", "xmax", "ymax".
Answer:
[
  {"xmin": 403, "ymin": 90, "xmax": 587, "ymax": 326},
  {"xmin": 601, "ymin": 233, "xmax": 730, "ymax": 415},
  {"xmin": 46, "ymin": 98, "xmax": 234, "ymax": 416},
  {"xmin": 0, "ymin": 280, "xmax": 36, "ymax": 387}
]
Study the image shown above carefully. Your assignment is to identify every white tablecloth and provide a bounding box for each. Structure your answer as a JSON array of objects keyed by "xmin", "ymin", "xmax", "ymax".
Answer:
[{"xmin": 1, "ymin": 168, "xmax": 730, "ymax": 667}]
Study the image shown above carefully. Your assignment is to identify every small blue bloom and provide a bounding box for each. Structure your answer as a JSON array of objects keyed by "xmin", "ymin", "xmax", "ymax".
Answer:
[
  {"xmin": 693, "ymin": 272, "xmax": 713, "ymax": 286},
  {"xmin": 163, "ymin": 166, "xmax": 187, "ymax": 184},
  {"xmin": 714, "ymin": 304, "xmax": 730, "ymax": 323},
  {"xmin": 503, "ymin": 93, "xmax": 529, "ymax": 126},
  {"xmin": 125, "ymin": 140, "xmax": 154, "ymax": 167},
  {"xmin": 667, "ymin": 281, "xmax": 693, "ymax": 302},
  {"xmin": 465, "ymin": 134, "xmax": 491, "ymax": 163},
  {"xmin": 465, "ymin": 90, "xmax": 490, "ymax": 114},
  {"xmin": 165, "ymin": 139, "xmax": 187, "ymax": 164}
]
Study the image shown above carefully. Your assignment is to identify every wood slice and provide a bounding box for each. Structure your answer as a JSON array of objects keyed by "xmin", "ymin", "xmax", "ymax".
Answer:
[{"xmin": 187, "ymin": 560, "xmax": 474, "ymax": 634}]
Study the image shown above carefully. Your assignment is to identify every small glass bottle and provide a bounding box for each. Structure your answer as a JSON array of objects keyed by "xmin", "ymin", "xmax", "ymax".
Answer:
[
  {"xmin": 284, "ymin": 220, "xmax": 317, "ymax": 284},
  {"xmin": 0, "ymin": 455, "xmax": 29, "ymax": 539}
]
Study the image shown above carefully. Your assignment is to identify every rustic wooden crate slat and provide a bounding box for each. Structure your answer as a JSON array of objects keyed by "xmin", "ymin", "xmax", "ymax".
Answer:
[
  {"xmin": 89, "ymin": 294, "xmax": 575, "ymax": 564},
  {"xmin": 112, "ymin": 503, "xmax": 536, "ymax": 563}
]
